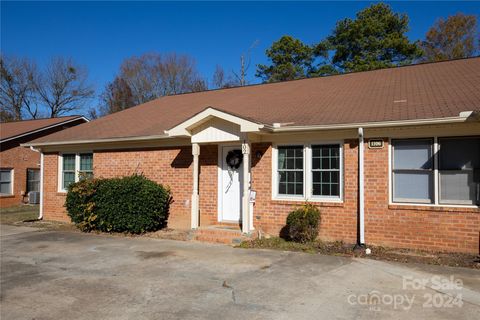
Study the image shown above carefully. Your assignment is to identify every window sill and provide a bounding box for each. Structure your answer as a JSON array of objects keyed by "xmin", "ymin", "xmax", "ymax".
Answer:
[
  {"xmin": 0, "ymin": 194, "xmax": 15, "ymax": 198},
  {"xmin": 388, "ymin": 203, "xmax": 479, "ymax": 213},
  {"xmin": 272, "ymin": 197, "xmax": 344, "ymax": 207}
]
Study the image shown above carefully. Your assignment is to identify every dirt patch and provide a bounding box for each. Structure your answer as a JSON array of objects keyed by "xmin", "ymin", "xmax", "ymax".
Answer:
[
  {"xmin": 238, "ymin": 237, "xmax": 480, "ymax": 269},
  {"xmin": 136, "ymin": 251, "xmax": 176, "ymax": 259}
]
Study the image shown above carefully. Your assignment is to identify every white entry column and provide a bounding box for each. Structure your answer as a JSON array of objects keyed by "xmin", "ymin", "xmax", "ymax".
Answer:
[
  {"xmin": 241, "ymin": 141, "xmax": 251, "ymax": 233},
  {"xmin": 191, "ymin": 143, "xmax": 200, "ymax": 229}
]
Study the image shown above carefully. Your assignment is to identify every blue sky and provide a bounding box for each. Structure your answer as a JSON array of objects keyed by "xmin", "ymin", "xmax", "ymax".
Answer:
[{"xmin": 2, "ymin": 1, "xmax": 480, "ymax": 113}]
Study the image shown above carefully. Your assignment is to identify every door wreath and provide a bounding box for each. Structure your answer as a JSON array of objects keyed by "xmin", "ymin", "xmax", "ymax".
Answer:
[
  {"xmin": 225, "ymin": 149, "xmax": 243, "ymax": 193},
  {"xmin": 226, "ymin": 149, "xmax": 243, "ymax": 169}
]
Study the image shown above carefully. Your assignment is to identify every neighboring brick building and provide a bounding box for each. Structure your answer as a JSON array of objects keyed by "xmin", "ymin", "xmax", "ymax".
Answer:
[
  {"xmin": 0, "ymin": 116, "xmax": 87, "ymax": 208},
  {"xmin": 26, "ymin": 58, "xmax": 480, "ymax": 253}
]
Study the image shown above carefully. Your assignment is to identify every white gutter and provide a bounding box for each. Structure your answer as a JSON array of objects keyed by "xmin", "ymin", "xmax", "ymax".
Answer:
[
  {"xmin": 270, "ymin": 113, "xmax": 475, "ymax": 132},
  {"xmin": 358, "ymin": 128, "xmax": 365, "ymax": 246},
  {"xmin": 29, "ymin": 146, "xmax": 44, "ymax": 220}
]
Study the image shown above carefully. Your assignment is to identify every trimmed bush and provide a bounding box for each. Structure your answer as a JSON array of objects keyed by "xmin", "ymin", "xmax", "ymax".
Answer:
[
  {"xmin": 285, "ymin": 203, "xmax": 321, "ymax": 243},
  {"xmin": 66, "ymin": 174, "xmax": 171, "ymax": 233}
]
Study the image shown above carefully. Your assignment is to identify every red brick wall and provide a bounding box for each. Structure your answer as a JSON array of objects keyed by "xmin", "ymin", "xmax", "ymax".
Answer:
[
  {"xmin": 0, "ymin": 145, "xmax": 40, "ymax": 207},
  {"xmin": 43, "ymin": 153, "xmax": 68, "ymax": 221},
  {"xmin": 41, "ymin": 140, "xmax": 479, "ymax": 253},
  {"xmin": 250, "ymin": 141, "xmax": 358, "ymax": 244},
  {"xmin": 42, "ymin": 145, "xmax": 219, "ymax": 229}
]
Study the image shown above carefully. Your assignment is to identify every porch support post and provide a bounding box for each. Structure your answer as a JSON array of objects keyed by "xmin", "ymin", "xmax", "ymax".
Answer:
[
  {"xmin": 241, "ymin": 141, "xmax": 251, "ymax": 233},
  {"xmin": 191, "ymin": 143, "xmax": 200, "ymax": 229}
]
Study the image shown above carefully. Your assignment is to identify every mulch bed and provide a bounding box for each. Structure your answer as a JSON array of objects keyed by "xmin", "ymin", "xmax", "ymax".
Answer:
[{"xmin": 238, "ymin": 237, "xmax": 480, "ymax": 269}]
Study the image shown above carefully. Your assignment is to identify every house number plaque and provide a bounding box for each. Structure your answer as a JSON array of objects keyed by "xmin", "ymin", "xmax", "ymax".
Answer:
[{"xmin": 368, "ymin": 139, "xmax": 384, "ymax": 149}]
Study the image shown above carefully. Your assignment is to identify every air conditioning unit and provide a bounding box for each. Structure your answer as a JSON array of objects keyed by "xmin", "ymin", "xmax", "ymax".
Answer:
[{"xmin": 28, "ymin": 191, "xmax": 40, "ymax": 204}]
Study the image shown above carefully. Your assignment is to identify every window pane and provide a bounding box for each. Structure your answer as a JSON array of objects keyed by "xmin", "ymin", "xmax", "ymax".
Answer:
[
  {"xmin": 295, "ymin": 183, "xmax": 303, "ymax": 195},
  {"xmin": 80, "ymin": 153, "xmax": 93, "ymax": 171},
  {"xmin": 0, "ymin": 182, "xmax": 11, "ymax": 194},
  {"xmin": 393, "ymin": 139, "xmax": 433, "ymax": 170},
  {"xmin": 278, "ymin": 150, "xmax": 286, "ymax": 170},
  {"xmin": 63, "ymin": 172, "xmax": 75, "ymax": 189},
  {"xmin": 27, "ymin": 169, "xmax": 40, "ymax": 192},
  {"xmin": 0, "ymin": 170, "xmax": 11, "ymax": 182},
  {"xmin": 278, "ymin": 183, "xmax": 286, "ymax": 194},
  {"xmin": 393, "ymin": 172, "xmax": 433, "ymax": 202},
  {"xmin": 439, "ymin": 137, "xmax": 480, "ymax": 170},
  {"xmin": 440, "ymin": 171, "xmax": 477, "ymax": 204},
  {"xmin": 63, "ymin": 154, "xmax": 76, "ymax": 171}
]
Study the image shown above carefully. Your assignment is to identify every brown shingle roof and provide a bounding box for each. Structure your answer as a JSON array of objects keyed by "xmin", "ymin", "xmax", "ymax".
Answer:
[
  {"xmin": 0, "ymin": 116, "xmax": 86, "ymax": 142},
  {"xmin": 32, "ymin": 58, "xmax": 480, "ymax": 144}
]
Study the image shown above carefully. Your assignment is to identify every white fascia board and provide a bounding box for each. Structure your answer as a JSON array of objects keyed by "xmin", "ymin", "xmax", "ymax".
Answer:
[
  {"xmin": 166, "ymin": 107, "xmax": 264, "ymax": 137},
  {"xmin": 21, "ymin": 134, "xmax": 170, "ymax": 148}
]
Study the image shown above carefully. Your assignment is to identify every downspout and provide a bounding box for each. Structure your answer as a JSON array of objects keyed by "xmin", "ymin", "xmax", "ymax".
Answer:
[
  {"xmin": 357, "ymin": 128, "xmax": 365, "ymax": 247},
  {"xmin": 30, "ymin": 146, "xmax": 43, "ymax": 220}
]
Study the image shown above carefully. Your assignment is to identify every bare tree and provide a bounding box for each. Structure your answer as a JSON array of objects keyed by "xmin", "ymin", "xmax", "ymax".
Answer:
[
  {"xmin": 0, "ymin": 56, "xmax": 37, "ymax": 121},
  {"xmin": 232, "ymin": 40, "xmax": 259, "ymax": 86},
  {"xmin": 212, "ymin": 65, "xmax": 239, "ymax": 89},
  {"xmin": 34, "ymin": 57, "xmax": 94, "ymax": 118},
  {"xmin": 158, "ymin": 53, "xmax": 207, "ymax": 95},
  {"xmin": 117, "ymin": 52, "xmax": 206, "ymax": 108},
  {"xmin": 99, "ymin": 76, "xmax": 135, "ymax": 115},
  {"xmin": 119, "ymin": 53, "xmax": 163, "ymax": 105}
]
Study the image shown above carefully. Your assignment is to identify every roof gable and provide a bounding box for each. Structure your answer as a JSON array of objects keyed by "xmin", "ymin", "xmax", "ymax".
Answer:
[{"xmin": 166, "ymin": 107, "xmax": 265, "ymax": 137}]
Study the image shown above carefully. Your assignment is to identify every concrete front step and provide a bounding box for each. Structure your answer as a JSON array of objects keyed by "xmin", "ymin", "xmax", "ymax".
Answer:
[{"xmin": 192, "ymin": 226, "xmax": 255, "ymax": 245}]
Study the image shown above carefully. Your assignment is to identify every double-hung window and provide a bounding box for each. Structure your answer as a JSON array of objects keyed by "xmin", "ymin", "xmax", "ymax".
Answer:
[
  {"xmin": 392, "ymin": 139, "xmax": 434, "ymax": 203},
  {"xmin": 274, "ymin": 143, "xmax": 342, "ymax": 201},
  {"xmin": 0, "ymin": 169, "xmax": 13, "ymax": 196},
  {"xmin": 391, "ymin": 136, "xmax": 479, "ymax": 206},
  {"xmin": 438, "ymin": 137, "xmax": 479, "ymax": 205},
  {"xmin": 60, "ymin": 153, "xmax": 93, "ymax": 191},
  {"xmin": 27, "ymin": 169, "xmax": 40, "ymax": 193},
  {"xmin": 277, "ymin": 146, "xmax": 304, "ymax": 196},
  {"xmin": 79, "ymin": 153, "xmax": 94, "ymax": 179},
  {"xmin": 312, "ymin": 145, "xmax": 341, "ymax": 197}
]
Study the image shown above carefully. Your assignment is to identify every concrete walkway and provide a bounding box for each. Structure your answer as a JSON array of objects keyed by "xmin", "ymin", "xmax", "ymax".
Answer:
[{"xmin": 1, "ymin": 224, "xmax": 479, "ymax": 319}]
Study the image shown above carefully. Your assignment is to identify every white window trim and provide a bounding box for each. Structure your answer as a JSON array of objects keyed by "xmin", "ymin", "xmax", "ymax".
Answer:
[
  {"xmin": 389, "ymin": 137, "xmax": 479, "ymax": 208},
  {"xmin": 272, "ymin": 142, "xmax": 343, "ymax": 202},
  {"xmin": 58, "ymin": 152, "xmax": 93, "ymax": 192},
  {"xmin": 0, "ymin": 168, "xmax": 14, "ymax": 196}
]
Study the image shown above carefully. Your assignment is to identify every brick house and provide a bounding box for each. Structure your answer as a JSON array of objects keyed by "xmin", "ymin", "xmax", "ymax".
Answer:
[
  {"xmin": 25, "ymin": 59, "xmax": 480, "ymax": 253},
  {"xmin": 1, "ymin": 116, "xmax": 87, "ymax": 208}
]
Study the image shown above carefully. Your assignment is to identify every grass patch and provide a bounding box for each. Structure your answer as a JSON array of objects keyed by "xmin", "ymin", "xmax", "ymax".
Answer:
[
  {"xmin": 238, "ymin": 237, "xmax": 480, "ymax": 269},
  {"xmin": 0, "ymin": 205, "xmax": 39, "ymax": 224}
]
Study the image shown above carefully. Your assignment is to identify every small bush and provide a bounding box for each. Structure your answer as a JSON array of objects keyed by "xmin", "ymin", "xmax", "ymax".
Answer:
[
  {"xmin": 285, "ymin": 203, "xmax": 321, "ymax": 243},
  {"xmin": 66, "ymin": 174, "xmax": 171, "ymax": 233}
]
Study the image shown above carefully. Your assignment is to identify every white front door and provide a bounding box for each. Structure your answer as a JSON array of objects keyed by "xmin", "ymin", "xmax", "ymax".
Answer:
[{"xmin": 220, "ymin": 146, "xmax": 243, "ymax": 222}]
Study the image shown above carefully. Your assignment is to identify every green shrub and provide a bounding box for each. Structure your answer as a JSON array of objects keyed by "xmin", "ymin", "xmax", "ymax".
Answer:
[
  {"xmin": 285, "ymin": 203, "xmax": 321, "ymax": 243},
  {"xmin": 66, "ymin": 174, "xmax": 171, "ymax": 233}
]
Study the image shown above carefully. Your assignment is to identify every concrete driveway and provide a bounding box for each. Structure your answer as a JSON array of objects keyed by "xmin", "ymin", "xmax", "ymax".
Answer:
[{"xmin": 1, "ymin": 225, "xmax": 479, "ymax": 320}]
